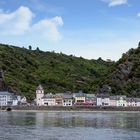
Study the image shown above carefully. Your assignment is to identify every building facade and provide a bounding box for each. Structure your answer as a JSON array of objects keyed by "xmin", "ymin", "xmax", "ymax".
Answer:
[
  {"xmin": 110, "ymin": 96, "xmax": 117, "ymax": 107},
  {"xmin": 73, "ymin": 92, "xmax": 85, "ymax": 105},
  {"xmin": 42, "ymin": 93, "xmax": 55, "ymax": 106},
  {"xmin": 0, "ymin": 91, "xmax": 14, "ymax": 106},
  {"xmin": 97, "ymin": 94, "xmax": 110, "ymax": 106},
  {"xmin": 55, "ymin": 94, "xmax": 63, "ymax": 106},
  {"xmin": 36, "ymin": 85, "xmax": 44, "ymax": 106},
  {"xmin": 85, "ymin": 94, "xmax": 96, "ymax": 106},
  {"xmin": 116, "ymin": 96, "xmax": 127, "ymax": 107},
  {"xmin": 63, "ymin": 94, "xmax": 73, "ymax": 106}
]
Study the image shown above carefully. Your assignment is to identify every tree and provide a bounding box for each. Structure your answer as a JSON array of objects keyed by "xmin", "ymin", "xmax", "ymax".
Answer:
[
  {"xmin": 36, "ymin": 47, "xmax": 40, "ymax": 51},
  {"xmin": 138, "ymin": 41, "xmax": 140, "ymax": 48},
  {"xmin": 29, "ymin": 45, "xmax": 32, "ymax": 50}
]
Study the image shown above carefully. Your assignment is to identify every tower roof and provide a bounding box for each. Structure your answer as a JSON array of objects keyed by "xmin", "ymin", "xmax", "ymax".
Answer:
[{"xmin": 36, "ymin": 85, "xmax": 44, "ymax": 90}]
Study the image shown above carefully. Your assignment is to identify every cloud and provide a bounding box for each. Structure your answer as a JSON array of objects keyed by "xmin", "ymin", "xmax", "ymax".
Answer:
[
  {"xmin": 0, "ymin": 6, "xmax": 33, "ymax": 35},
  {"xmin": 0, "ymin": 6, "xmax": 63, "ymax": 42},
  {"xmin": 137, "ymin": 13, "xmax": 140, "ymax": 17},
  {"xmin": 31, "ymin": 16, "xmax": 63, "ymax": 41},
  {"xmin": 102, "ymin": 0, "xmax": 128, "ymax": 7}
]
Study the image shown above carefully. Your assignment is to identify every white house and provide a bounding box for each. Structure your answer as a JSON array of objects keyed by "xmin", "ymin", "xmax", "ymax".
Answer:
[
  {"xmin": 36, "ymin": 85, "xmax": 44, "ymax": 106},
  {"xmin": 127, "ymin": 98, "xmax": 140, "ymax": 107},
  {"xmin": 42, "ymin": 93, "xmax": 55, "ymax": 106},
  {"xmin": 135, "ymin": 98, "xmax": 140, "ymax": 107},
  {"xmin": 63, "ymin": 94, "xmax": 73, "ymax": 106},
  {"xmin": 127, "ymin": 98, "xmax": 137, "ymax": 107},
  {"xmin": 116, "ymin": 96, "xmax": 127, "ymax": 107},
  {"xmin": 16, "ymin": 96, "xmax": 27, "ymax": 105},
  {"xmin": 97, "ymin": 94, "xmax": 110, "ymax": 106},
  {"xmin": 110, "ymin": 96, "xmax": 117, "ymax": 107},
  {"xmin": 12, "ymin": 95, "xmax": 18, "ymax": 106},
  {"xmin": 0, "ymin": 91, "xmax": 14, "ymax": 106}
]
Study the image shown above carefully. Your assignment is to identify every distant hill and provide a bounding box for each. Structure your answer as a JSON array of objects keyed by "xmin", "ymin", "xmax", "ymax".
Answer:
[
  {"xmin": 98, "ymin": 43, "xmax": 140, "ymax": 97},
  {"xmin": 0, "ymin": 44, "xmax": 113, "ymax": 100},
  {"xmin": 1, "ymin": 43, "xmax": 140, "ymax": 100}
]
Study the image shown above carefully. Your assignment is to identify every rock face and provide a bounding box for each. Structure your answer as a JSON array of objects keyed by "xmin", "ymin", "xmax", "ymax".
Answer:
[
  {"xmin": 0, "ymin": 69, "xmax": 7, "ymax": 91},
  {"xmin": 98, "ymin": 45, "xmax": 140, "ymax": 97},
  {"xmin": 0, "ymin": 70, "xmax": 14, "ymax": 92},
  {"xmin": 97, "ymin": 85, "xmax": 111, "ymax": 94},
  {"xmin": 110, "ymin": 61, "xmax": 133, "ymax": 86}
]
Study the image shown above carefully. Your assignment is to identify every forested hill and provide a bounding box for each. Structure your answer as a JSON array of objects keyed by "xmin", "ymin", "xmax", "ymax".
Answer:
[
  {"xmin": 0, "ymin": 44, "xmax": 113, "ymax": 100},
  {"xmin": 1, "ymin": 43, "xmax": 140, "ymax": 100},
  {"xmin": 98, "ymin": 43, "xmax": 140, "ymax": 97}
]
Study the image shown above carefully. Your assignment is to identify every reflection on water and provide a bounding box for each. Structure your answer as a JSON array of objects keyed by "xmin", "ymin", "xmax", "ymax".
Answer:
[{"xmin": 0, "ymin": 111, "xmax": 140, "ymax": 140}]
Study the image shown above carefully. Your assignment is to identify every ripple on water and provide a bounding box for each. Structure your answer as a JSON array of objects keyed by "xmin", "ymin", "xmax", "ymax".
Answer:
[{"xmin": 0, "ymin": 112, "xmax": 140, "ymax": 140}]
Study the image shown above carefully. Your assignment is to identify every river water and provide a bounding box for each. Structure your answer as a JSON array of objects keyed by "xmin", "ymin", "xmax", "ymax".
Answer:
[{"xmin": 0, "ymin": 111, "xmax": 140, "ymax": 140}]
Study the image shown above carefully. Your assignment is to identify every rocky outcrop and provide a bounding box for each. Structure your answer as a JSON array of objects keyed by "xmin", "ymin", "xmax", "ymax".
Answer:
[
  {"xmin": 110, "ymin": 61, "xmax": 133, "ymax": 86},
  {"xmin": 0, "ymin": 70, "xmax": 7, "ymax": 91}
]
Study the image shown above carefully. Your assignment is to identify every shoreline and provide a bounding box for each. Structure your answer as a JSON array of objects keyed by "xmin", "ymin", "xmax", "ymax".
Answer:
[
  {"xmin": 10, "ymin": 109, "xmax": 140, "ymax": 113},
  {"xmin": 1, "ymin": 106, "xmax": 140, "ymax": 113}
]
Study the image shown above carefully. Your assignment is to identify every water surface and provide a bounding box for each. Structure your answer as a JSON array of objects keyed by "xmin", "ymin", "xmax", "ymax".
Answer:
[{"xmin": 0, "ymin": 111, "xmax": 140, "ymax": 140}]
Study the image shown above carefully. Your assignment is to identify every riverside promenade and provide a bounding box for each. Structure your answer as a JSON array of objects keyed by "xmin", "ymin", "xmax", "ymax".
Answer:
[{"xmin": 9, "ymin": 106, "xmax": 140, "ymax": 112}]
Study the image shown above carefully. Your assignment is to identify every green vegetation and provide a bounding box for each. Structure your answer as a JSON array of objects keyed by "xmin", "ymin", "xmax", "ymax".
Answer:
[
  {"xmin": 0, "ymin": 44, "xmax": 113, "ymax": 100},
  {"xmin": 101, "ymin": 44, "xmax": 140, "ymax": 97},
  {"xmin": 1, "ymin": 43, "xmax": 140, "ymax": 100}
]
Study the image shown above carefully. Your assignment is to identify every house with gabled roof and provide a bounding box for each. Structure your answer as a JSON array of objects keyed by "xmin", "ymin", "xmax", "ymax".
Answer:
[
  {"xmin": 42, "ymin": 93, "xmax": 55, "ymax": 106},
  {"xmin": 135, "ymin": 98, "xmax": 140, "ymax": 107},
  {"xmin": 55, "ymin": 93, "xmax": 64, "ymax": 106},
  {"xmin": 73, "ymin": 91, "xmax": 86, "ymax": 105},
  {"xmin": 0, "ymin": 91, "xmax": 14, "ymax": 106},
  {"xmin": 110, "ymin": 96, "xmax": 117, "ymax": 107},
  {"xmin": 97, "ymin": 94, "xmax": 110, "ymax": 106},
  {"xmin": 126, "ymin": 98, "xmax": 137, "ymax": 107},
  {"xmin": 85, "ymin": 94, "xmax": 96, "ymax": 106},
  {"xmin": 116, "ymin": 96, "xmax": 127, "ymax": 107},
  {"xmin": 126, "ymin": 98, "xmax": 140, "ymax": 107},
  {"xmin": 63, "ymin": 94, "xmax": 73, "ymax": 106}
]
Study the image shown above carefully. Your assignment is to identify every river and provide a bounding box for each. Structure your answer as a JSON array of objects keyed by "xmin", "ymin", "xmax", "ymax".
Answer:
[{"xmin": 0, "ymin": 111, "xmax": 140, "ymax": 140}]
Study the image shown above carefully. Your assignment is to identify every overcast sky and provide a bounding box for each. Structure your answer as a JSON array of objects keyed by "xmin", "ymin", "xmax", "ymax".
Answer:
[{"xmin": 0, "ymin": 0, "xmax": 140, "ymax": 60}]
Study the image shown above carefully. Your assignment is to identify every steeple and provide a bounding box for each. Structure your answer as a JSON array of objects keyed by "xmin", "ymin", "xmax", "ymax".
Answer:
[
  {"xmin": 36, "ymin": 84, "xmax": 44, "ymax": 91},
  {"xmin": 36, "ymin": 84, "xmax": 44, "ymax": 94},
  {"xmin": 36, "ymin": 84, "xmax": 44, "ymax": 106}
]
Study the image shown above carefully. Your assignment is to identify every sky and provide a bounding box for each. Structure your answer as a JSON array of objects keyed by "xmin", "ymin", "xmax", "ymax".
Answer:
[{"xmin": 0, "ymin": 0, "xmax": 140, "ymax": 60}]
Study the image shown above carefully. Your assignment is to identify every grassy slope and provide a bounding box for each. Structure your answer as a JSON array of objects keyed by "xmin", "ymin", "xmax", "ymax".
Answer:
[{"xmin": 0, "ymin": 44, "xmax": 113, "ymax": 100}]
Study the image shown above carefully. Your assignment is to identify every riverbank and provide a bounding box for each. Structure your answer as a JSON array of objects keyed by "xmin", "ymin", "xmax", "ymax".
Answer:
[
  {"xmin": 9, "ymin": 106, "xmax": 140, "ymax": 112},
  {"xmin": 1, "ymin": 106, "xmax": 140, "ymax": 112}
]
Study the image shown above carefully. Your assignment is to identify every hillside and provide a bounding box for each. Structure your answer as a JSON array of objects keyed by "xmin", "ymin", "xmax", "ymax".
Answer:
[
  {"xmin": 1, "ymin": 43, "xmax": 140, "ymax": 99},
  {"xmin": 98, "ymin": 43, "xmax": 140, "ymax": 97},
  {"xmin": 0, "ymin": 44, "xmax": 113, "ymax": 100}
]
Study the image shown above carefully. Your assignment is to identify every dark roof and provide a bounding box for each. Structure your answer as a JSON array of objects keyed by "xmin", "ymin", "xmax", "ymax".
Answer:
[
  {"xmin": 86, "ymin": 94, "xmax": 95, "ymax": 98},
  {"xmin": 97, "ymin": 94, "xmax": 109, "ymax": 98},
  {"xmin": 126, "ymin": 98, "xmax": 140, "ymax": 102},
  {"xmin": 55, "ymin": 93, "xmax": 64, "ymax": 96},
  {"xmin": 110, "ymin": 95, "xmax": 126, "ymax": 100},
  {"xmin": 63, "ymin": 94, "xmax": 73, "ymax": 99},
  {"xmin": 73, "ymin": 92, "xmax": 85, "ymax": 97},
  {"xmin": 36, "ymin": 85, "xmax": 43, "ymax": 90},
  {"xmin": 0, "ymin": 91, "xmax": 14, "ymax": 96},
  {"xmin": 110, "ymin": 96, "xmax": 117, "ymax": 100},
  {"xmin": 42, "ymin": 93, "xmax": 54, "ymax": 99}
]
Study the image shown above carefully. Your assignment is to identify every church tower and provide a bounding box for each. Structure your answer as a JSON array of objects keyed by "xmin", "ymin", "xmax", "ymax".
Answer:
[{"xmin": 36, "ymin": 85, "xmax": 44, "ymax": 106}]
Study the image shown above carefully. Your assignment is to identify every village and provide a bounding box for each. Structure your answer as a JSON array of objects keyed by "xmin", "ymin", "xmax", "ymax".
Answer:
[{"xmin": 0, "ymin": 84, "xmax": 140, "ymax": 108}]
